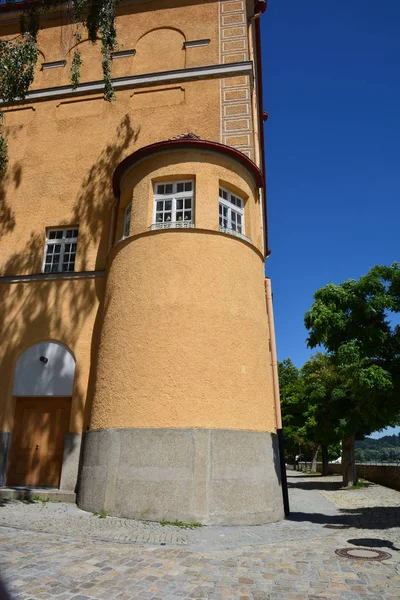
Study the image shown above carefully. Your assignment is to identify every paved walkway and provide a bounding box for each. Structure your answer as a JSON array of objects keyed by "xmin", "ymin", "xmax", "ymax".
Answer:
[{"xmin": 0, "ymin": 472, "xmax": 400, "ymax": 599}]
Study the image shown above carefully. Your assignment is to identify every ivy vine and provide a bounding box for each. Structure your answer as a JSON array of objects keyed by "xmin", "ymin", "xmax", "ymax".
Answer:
[{"xmin": 0, "ymin": 0, "xmax": 119, "ymax": 176}]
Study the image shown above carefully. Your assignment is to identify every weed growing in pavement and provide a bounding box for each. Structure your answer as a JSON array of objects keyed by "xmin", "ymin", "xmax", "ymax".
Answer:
[{"xmin": 160, "ymin": 520, "xmax": 202, "ymax": 529}]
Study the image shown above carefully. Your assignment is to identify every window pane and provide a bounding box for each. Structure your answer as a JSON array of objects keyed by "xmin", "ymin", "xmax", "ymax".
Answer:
[
  {"xmin": 176, "ymin": 211, "xmax": 183, "ymax": 221},
  {"xmin": 165, "ymin": 200, "xmax": 172, "ymax": 211},
  {"xmin": 165, "ymin": 184, "xmax": 173, "ymax": 194},
  {"xmin": 54, "ymin": 244, "xmax": 61, "ymax": 252},
  {"xmin": 184, "ymin": 182, "xmax": 192, "ymax": 192},
  {"xmin": 177, "ymin": 199, "xmax": 183, "ymax": 210},
  {"xmin": 157, "ymin": 184, "xmax": 165, "ymax": 194},
  {"xmin": 47, "ymin": 245, "xmax": 54, "ymax": 254},
  {"xmin": 65, "ymin": 243, "xmax": 70, "ymax": 252},
  {"xmin": 48, "ymin": 231, "xmax": 56, "ymax": 239},
  {"xmin": 156, "ymin": 214, "xmax": 163, "ymax": 222},
  {"xmin": 177, "ymin": 183, "xmax": 184, "ymax": 193},
  {"xmin": 72, "ymin": 229, "xmax": 79, "ymax": 237},
  {"xmin": 55, "ymin": 231, "xmax": 63, "ymax": 239},
  {"xmin": 184, "ymin": 198, "xmax": 191, "ymax": 209},
  {"xmin": 51, "ymin": 263, "xmax": 59, "ymax": 273},
  {"xmin": 66, "ymin": 229, "xmax": 73, "ymax": 238},
  {"xmin": 156, "ymin": 201, "xmax": 163, "ymax": 211},
  {"xmin": 44, "ymin": 264, "xmax": 51, "ymax": 273},
  {"xmin": 184, "ymin": 211, "xmax": 192, "ymax": 221},
  {"xmin": 164, "ymin": 212, "xmax": 172, "ymax": 221}
]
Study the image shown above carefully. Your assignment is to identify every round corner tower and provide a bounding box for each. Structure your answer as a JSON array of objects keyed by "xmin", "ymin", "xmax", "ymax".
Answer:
[{"xmin": 78, "ymin": 138, "xmax": 284, "ymax": 525}]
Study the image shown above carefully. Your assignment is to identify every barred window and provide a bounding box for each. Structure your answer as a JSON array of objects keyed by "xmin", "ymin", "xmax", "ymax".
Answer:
[{"xmin": 43, "ymin": 228, "xmax": 78, "ymax": 273}]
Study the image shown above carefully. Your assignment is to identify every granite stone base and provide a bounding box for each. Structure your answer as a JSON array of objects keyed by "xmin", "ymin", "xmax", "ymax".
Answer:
[
  {"xmin": 77, "ymin": 428, "xmax": 284, "ymax": 525},
  {"xmin": 60, "ymin": 433, "xmax": 82, "ymax": 492}
]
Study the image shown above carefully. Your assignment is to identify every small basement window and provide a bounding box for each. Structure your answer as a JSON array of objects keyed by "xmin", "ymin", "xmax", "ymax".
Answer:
[
  {"xmin": 43, "ymin": 228, "xmax": 78, "ymax": 273},
  {"xmin": 151, "ymin": 180, "xmax": 194, "ymax": 230}
]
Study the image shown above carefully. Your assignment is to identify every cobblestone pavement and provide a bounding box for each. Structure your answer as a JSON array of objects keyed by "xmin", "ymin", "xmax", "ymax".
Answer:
[{"xmin": 1, "ymin": 472, "xmax": 400, "ymax": 599}]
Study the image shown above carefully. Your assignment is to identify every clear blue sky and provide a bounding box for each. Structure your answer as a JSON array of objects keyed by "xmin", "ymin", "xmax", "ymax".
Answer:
[{"xmin": 261, "ymin": 1, "xmax": 400, "ymax": 436}]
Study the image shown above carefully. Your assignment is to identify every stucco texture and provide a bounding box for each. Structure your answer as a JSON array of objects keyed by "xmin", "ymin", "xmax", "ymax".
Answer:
[
  {"xmin": 0, "ymin": 75, "xmax": 222, "ymax": 276},
  {"xmin": 0, "ymin": 277, "xmax": 104, "ymax": 434},
  {"xmin": 116, "ymin": 150, "xmax": 264, "ymax": 254},
  {"xmin": 0, "ymin": 1, "xmax": 219, "ymax": 89},
  {"xmin": 89, "ymin": 230, "xmax": 276, "ymax": 433}
]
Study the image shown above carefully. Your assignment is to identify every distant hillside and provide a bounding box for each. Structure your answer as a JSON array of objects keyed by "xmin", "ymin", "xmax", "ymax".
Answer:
[{"xmin": 355, "ymin": 434, "xmax": 400, "ymax": 462}]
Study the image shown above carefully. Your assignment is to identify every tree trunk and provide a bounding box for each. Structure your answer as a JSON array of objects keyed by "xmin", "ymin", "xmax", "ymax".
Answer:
[
  {"xmin": 321, "ymin": 444, "xmax": 329, "ymax": 476},
  {"xmin": 311, "ymin": 445, "xmax": 319, "ymax": 472},
  {"xmin": 342, "ymin": 435, "xmax": 357, "ymax": 487}
]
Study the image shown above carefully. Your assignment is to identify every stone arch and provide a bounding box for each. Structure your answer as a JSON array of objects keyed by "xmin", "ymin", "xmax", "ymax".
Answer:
[
  {"xmin": 135, "ymin": 28, "xmax": 186, "ymax": 74},
  {"xmin": 13, "ymin": 341, "xmax": 76, "ymax": 397}
]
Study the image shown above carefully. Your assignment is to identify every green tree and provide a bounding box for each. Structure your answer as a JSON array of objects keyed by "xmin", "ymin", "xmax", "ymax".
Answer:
[
  {"xmin": 279, "ymin": 354, "xmax": 344, "ymax": 474},
  {"xmin": 278, "ymin": 358, "xmax": 299, "ymax": 390},
  {"xmin": 305, "ymin": 263, "xmax": 400, "ymax": 486},
  {"xmin": 297, "ymin": 353, "xmax": 345, "ymax": 474}
]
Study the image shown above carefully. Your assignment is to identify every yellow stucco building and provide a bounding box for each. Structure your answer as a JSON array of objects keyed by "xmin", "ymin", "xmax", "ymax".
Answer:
[{"xmin": 0, "ymin": 0, "xmax": 285, "ymax": 524}]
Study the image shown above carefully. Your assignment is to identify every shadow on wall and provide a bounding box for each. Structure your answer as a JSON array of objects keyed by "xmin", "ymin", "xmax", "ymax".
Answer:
[
  {"xmin": 0, "ymin": 162, "xmax": 20, "ymax": 238},
  {"xmin": 0, "ymin": 115, "xmax": 140, "ymax": 472}
]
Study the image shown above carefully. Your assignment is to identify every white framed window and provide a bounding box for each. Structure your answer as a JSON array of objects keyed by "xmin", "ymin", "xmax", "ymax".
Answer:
[
  {"xmin": 43, "ymin": 228, "xmax": 78, "ymax": 273},
  {"xmin": 219, "ymin": 187, "xmax": 245, "ymax": 236},
  {"xmin": 151, "ymin": 180, "xmax": 194, "ymax": 229},
  {"xmin": 123, "ymin": 202, "xmax": 132, "ymax": 238}
]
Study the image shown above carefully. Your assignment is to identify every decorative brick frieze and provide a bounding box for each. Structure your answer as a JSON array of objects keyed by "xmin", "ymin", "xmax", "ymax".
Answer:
[{"xmin": 219, "ymin": 0, "xmax": 254, "ymax": 160}]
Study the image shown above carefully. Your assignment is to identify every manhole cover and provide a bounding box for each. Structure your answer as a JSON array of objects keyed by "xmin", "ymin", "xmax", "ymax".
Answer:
[
  {"xmin": 335, "ymin": 547, "xmax": 391, "ymax": 561},
  {"xmin": 324, "ymin": 524, "xmax": 350, "ymax": 529}
]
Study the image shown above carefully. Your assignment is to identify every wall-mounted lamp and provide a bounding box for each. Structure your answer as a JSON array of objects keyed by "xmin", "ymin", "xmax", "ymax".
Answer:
[{"xmin": 39, "ymin": 356, "xmax": 48, "ymax": 364}]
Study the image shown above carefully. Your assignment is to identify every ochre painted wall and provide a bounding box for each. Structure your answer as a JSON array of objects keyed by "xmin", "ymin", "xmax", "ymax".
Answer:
[
  {"xmin": 0, "ymin": 0, "xmax": 269, "ymax": 444},
  {"xmin": 0, "ymin": 78, "xmax": 221, "ymax": 276},
  {"xmin": 0, "ymin": 277, "xmax": 104, "ymax": 434},
  {"xmin": 116, "ymin": 150, "xmax": 263, "ymax": 253},
  {"xmin": 0, "ymin": 1, "xmax": 220, "ymax": 89},
  {"xmin": 89, "ymin": 231, "xmax": 276, "ymax": 433}
]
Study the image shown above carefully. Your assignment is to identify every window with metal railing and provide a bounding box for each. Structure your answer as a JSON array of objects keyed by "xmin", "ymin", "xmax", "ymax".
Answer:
[
  {"xmin": 219, "ymin": 187, "xmax": 249, "ymax": 241},
  {"xmin": 150, "ymin": 180, "xmax": 194, "ymax": 230}
]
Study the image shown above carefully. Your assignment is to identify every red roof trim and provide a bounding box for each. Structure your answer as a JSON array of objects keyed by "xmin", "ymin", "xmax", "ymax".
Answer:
[{"xmin": 112, "ymin": 138, "xmax": 264, "ymax": 198}]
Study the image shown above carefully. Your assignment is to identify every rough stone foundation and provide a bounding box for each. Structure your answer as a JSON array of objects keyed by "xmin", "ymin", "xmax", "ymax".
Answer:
[{"xmin": 78, "ymin": 428, "xmax": 284, "ymax": 525}]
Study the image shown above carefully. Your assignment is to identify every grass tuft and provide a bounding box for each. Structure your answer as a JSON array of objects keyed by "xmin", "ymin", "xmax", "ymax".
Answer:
[{"xmin": 159, "ymin": 520, "xmax": 203, "ymax": 529}]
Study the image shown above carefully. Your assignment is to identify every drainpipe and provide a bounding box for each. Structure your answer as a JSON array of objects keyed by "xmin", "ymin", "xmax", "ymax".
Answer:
[{"xmin": 265, "ymin": 277, "xmax": 290, "ymax": 515}]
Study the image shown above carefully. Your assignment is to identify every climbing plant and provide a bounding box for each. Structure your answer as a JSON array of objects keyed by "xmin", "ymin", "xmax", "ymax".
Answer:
[{"xmin": 0, "ymin": 0, "xmax": 118, "ymax": 176}]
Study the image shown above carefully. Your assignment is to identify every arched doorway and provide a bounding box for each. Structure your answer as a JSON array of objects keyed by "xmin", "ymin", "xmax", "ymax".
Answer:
[{"xmin": 7, "ymin": 342, "xmax": 76, "ymax": 487}]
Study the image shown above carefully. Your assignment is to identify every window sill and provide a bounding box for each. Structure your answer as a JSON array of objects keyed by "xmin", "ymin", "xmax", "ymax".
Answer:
[
  {"xmin": 149, "ymin": 222, "xmax": 195, "ymax": 231},
  {"xmin": 219, "ymin": 226, "xmax": 251, "ymax": 243}
]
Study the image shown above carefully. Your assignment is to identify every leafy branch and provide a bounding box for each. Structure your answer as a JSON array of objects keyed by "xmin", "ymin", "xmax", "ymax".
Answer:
[{"xmin": 0, "ymin": 0, "xmax": 119, "ymax": 175}]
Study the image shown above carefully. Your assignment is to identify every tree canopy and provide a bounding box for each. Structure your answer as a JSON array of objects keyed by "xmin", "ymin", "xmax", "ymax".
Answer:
[{"xmin": 303, "ymin": 263, "xmax": 400, "ymax": 484}]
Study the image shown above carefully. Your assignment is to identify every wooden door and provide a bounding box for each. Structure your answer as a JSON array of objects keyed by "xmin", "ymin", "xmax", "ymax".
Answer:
[{"xmin": 7, "ymin": 398, "xmax": 71, "ymax": 487}]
